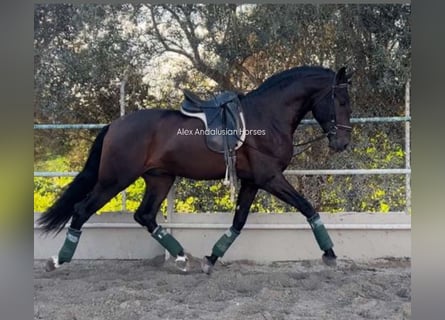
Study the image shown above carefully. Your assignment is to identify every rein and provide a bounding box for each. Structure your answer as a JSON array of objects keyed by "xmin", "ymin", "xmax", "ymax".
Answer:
[{"xmin": 292, "ymin": 132, "xmax": 329, "ymax": 156}]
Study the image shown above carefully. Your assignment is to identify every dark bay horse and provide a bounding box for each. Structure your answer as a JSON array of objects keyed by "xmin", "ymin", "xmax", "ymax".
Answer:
[{"xmin": 38, "ymin": 65, "xmax": 353, "ymax": 274}]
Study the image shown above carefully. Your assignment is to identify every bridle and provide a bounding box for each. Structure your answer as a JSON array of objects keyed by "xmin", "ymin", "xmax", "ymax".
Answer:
[
  {"xmin": 292, "ymin": 79, "xmax": 352, "ymax": 156},
  {"xmin": 326, "ymin": 82, "xmax": 353, "ymax": 136}
]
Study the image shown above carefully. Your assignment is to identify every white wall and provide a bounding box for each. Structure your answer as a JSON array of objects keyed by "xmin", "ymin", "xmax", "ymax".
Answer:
[{"xmin": 34, "ymin": 212, "xmax": 411, "ymax": 262}]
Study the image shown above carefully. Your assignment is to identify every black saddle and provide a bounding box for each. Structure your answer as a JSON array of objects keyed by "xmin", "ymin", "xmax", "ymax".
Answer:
[{"xmin": 180, "ymin": 89, "xmax": 246, "ymax": 154}]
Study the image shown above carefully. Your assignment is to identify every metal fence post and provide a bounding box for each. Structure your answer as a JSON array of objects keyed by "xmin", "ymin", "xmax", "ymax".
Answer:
[
  {"xmin": 119, "ymin": 78, "xmax": 127, "ymax": 212},
  {"xmin": 405, "ymin": 80, "xmax": 411, "ymax": 214}
]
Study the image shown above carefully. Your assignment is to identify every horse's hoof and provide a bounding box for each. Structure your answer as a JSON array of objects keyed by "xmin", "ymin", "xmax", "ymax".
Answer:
[
  {"xmin": 201, "ymin": 256, "xmax": 214, "ymax": 275},
  {"xmin": 45, "ymin": 256, "xmax": 60, "ymax": 272},
  {"xmin": 175, "ymin": 255, "xmax": 189, "ymax": 272},
  {"xmin": 322, "ymin": 253, "xmax": 337, "ymax": 267}
]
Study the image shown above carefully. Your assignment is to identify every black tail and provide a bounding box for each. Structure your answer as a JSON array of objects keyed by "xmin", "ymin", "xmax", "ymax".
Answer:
[{"xmin": 37, "ymin": 125, "xmax": 110, "ymax": 235}]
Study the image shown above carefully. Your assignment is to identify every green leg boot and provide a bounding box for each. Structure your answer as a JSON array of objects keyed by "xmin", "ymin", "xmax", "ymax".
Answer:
[
  {"xmin": 151, "ymin": 225, "xmax": 184, "ymax": 257},
  {"xmin": 59, "ymin": 227, "xmax": 82, "ymax": 264},
  {"xmin": 212, "ymin": 227, "xmax": 240, "ymax": 258},
  {"xmin": 307, "ymin": 214, "xmax": 333, "ymax": 251}
]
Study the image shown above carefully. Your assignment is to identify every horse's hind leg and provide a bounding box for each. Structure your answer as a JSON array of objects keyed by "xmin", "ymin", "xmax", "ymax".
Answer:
[
  {"xmin": 46, "ymin": 181, "xmax": 129, "ymax": 271},
  {"xmin": 133, "ymin": 174, "xmax": 188, "ymax": 271}
]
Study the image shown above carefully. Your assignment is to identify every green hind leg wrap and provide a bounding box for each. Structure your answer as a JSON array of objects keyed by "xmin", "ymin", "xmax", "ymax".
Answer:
[
  {"xmin": 307, "ymin": 215, "xmax": 333, "ymax": 251},
  {"xmin": 151, "ymin": 226, "xmax": 184, "ymax": 257},
  {"xmin": 212, "ymin": 227, "xmax": 240, "ymax": 258},
  {"xmin": 58, "ymin": 227, "xmax": 82, "ymax": 264}
]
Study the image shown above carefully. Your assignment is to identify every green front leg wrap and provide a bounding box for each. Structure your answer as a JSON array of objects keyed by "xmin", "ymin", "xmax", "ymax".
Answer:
[
  {"xmin": 58, "ymin": 227, "xmax": 82, "ymax": 264},
  {"xmin": 307, "ymin": 215, "xmax": 333, "ymax": 251},
  {"xmin": 151, "ymin": 226, "xmax": 184, "ymax": 257},
  {"xmin": 212, "ymin": 227, "xmax": 240, "ymax": 258}
]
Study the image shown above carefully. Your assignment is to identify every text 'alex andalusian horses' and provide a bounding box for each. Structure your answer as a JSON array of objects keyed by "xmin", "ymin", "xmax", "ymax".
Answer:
[{"xmin": 38, "ymin": 65, "xmax": 353, "ymax": 274}]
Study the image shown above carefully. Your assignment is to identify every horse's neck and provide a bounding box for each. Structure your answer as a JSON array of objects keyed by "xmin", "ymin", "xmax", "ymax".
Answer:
[
  {"xmin": 242, "ymin": 72, "xmax": 333, "ymax": 137},
  {"xmin": 247, "ymin": 84, "xmax": 317, "ymax": 129},
  {"xmin": 289, "ymin": 77, "xmax": 333, "ymax": 130},
  {"xmin": 290, "ymin": 103, "xmax": 312, "ymax": 133}
]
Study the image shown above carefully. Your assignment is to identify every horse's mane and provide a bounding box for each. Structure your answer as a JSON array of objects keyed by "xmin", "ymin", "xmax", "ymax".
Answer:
[{"xmin": 249, "ymin": 66, "xmax": 333, "ymax": 96}]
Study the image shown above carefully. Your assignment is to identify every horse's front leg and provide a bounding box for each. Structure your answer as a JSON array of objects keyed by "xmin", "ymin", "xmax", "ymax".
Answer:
[
  {"xmin": 201, "ymin": 180, "xmax": 258, "ymax": 274},
  {"xmin": 261, "ymin": 173, "xmax": 337, "ymax": 266}
]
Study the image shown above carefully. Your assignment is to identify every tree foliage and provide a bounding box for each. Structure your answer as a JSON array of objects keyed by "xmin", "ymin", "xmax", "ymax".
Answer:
[{"xmin": 34, "ymin": 3, "xmax": 411, "ymax": 214}]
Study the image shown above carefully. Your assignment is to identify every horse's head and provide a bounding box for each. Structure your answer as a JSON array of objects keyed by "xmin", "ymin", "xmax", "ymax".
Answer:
[{"xmin": 311, "ymin": 67, "xmax": 353, "ymax": 152}]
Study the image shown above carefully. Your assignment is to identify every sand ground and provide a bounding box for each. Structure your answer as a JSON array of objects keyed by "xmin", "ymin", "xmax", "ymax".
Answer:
[{"xmin": 34, "ymin": 256, "xmax": 411, "ymax": 320}]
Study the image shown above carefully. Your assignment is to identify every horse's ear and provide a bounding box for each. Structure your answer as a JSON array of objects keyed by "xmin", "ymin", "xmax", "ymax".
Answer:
[{"xmin": 335, "ymin": 67, "xmax": 347, "ymax": 84}]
